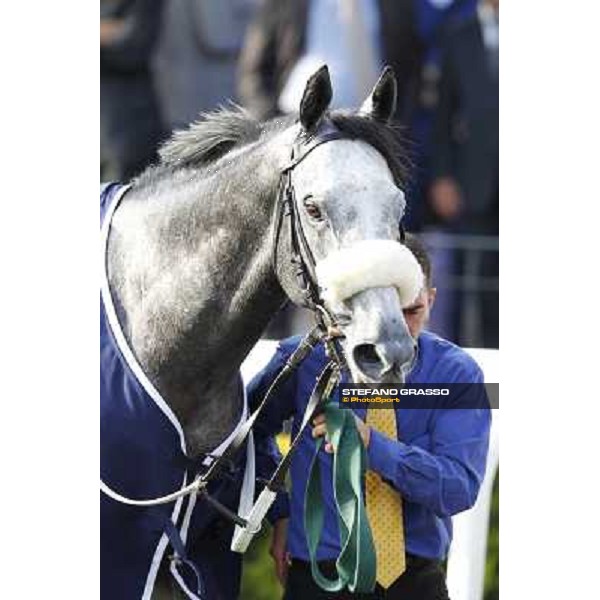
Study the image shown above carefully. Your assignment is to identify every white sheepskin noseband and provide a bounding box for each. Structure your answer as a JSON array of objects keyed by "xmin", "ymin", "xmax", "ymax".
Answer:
[{"xmin": 315, "ymin": 240, "xmax": 424, "ymax": 308}]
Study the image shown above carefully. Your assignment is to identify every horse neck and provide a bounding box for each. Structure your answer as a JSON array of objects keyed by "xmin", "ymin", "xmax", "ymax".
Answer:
[{"xmin": 107, "ymin": 142, "xmax": 288, "ymax": 454}]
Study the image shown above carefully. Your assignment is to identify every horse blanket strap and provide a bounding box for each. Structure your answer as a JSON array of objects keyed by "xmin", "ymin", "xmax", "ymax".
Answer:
[
  {"xmin": 304, "ymin": 390, "xmax": 377, "ymax": 594},
  {"xmin": 161, "ymin": 516, "xmax": 205, "ymax": 598}
]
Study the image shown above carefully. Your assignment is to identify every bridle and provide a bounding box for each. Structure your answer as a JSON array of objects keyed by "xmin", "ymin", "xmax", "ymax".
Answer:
[
  {"xmin": 272, "ymin": 118, "xmax": 405, "ymax": 336},
  {"xmin": 272, "ymin": 120, "xmax": 346, "ymax": 318}
]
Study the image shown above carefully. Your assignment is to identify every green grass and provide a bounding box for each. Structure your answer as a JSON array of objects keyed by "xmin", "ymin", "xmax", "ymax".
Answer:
[
  {"xmin": 240, "ymin": 524, "xmax": 282, "ymax": 600},
  {"xmin": 484, "ymin": 470, "xmax": 499, "ymax": 600}
]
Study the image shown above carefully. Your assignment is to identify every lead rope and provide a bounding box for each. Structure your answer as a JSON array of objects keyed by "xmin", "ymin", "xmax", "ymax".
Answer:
[{"xmin": 303, "ymin": 357, "xmax": 377, "ymax": 594}]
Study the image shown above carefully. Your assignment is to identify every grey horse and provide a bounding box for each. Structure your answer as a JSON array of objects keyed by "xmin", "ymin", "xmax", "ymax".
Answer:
[{"xmin": 103, "ymin": 65, "xmax": 418, "ymax": 598}]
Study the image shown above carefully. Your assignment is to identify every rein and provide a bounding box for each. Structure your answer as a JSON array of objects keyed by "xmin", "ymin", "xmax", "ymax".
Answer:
[{"xmin": 100, "ymin": 324, "xmax": 327, "ymax": 511}]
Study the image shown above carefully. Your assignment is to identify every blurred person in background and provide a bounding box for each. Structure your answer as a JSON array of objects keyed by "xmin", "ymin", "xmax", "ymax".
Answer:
[
  {"xmin": 100, "ymin": 0, "xmax": 167, "ymax": 181},
  {"xmin": 249, "ymin": 234, "xmax": 491, "ymax": 600},
  {"xmin": 237, "ymin": 0, "xmax": 423, "ymax": 122},
  {"xmin": 429, "ymin": 0, "xmax": 498, "ymax": 232},
  {"xmin": 152, "ymin": 0, "xmax": 260, "ymax": 132},
  {"xmin": 403, "ymin": 0, "xmax": 477, "ymax": 231},
  {"xmin": 426, "ymin": 0, "xmax": 498, "ymax": 347}
]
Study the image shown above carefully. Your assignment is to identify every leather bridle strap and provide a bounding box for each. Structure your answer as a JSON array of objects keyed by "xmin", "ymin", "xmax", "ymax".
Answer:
[
  {"xmin": 266, "ymin": 361, "xmax": 339, "ymax": 491},
  {"xmin": 273, "ymin": 122, "xmax": 349, "ymax": 318},
  {"xmin": 273, "ymin": 120, "xmax": 407, "ymax": 330},
  {"xmin": 230, "ymin": 356, "xmax": 343, "ymax": 553},
  {"xmin": 230, "ymin": 343, "xmax": 343, "ymax": 552}
]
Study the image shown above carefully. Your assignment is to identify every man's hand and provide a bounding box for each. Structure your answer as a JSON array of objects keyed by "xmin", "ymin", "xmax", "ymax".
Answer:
[
  {"xmin": 312, "ymin": 413, "xmax": 371, "ymax": 451},
  {"xmin": 270, "ymin": 518, "xmax": 291, "ymax": 586},
  {"xmin": 429, "ymin": 177, "xmax": 463, "ymax": 221}
]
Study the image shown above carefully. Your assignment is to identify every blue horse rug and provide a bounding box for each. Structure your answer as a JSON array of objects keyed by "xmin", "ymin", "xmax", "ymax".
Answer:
[{"xmin": 100, "ymin": 183, "xmax": 255, "ymax": 600}]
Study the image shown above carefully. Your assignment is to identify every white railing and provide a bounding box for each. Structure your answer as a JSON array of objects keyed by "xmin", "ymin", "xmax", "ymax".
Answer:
[{"xmin": 241, "ymin": 341, "xmax": 499, "ymax": 600}]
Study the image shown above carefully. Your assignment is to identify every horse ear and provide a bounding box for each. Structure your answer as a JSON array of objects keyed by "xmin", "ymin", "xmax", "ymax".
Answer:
[
  {"xmin": 299, "ymin": 65, "xmax": 333, "ymax": 133},
  {"xmin": 359, "ymin": 66, "xmax": 397, "ymax": 123}
]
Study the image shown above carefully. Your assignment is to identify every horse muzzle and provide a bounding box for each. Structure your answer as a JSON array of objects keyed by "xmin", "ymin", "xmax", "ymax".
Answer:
[
  {"xmin": 315, "ymin": 239, "xmax": 422, "ymax": 383},
  {"xmin": 340, "ymin": 287, "xmax": 416, "ymax": 384}
]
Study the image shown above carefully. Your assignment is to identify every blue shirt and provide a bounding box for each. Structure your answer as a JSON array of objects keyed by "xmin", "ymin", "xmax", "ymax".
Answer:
[{"xmin": 248, "ymin": 330, "xmax": 491, "ymax": 561}]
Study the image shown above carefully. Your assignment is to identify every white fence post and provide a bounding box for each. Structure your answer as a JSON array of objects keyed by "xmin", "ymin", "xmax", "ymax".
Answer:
[{"xmin": 446, "ymin": 348, "xmax": 499, "ymax": 600}]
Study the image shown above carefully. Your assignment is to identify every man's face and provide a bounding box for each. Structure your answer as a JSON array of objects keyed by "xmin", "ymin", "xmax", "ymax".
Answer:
[{"xmin": 402, "ymin": 286, "xmax": 436, "ymax": 339}]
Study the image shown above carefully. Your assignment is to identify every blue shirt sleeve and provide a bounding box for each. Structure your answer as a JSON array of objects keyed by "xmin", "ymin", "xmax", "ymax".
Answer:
[
  {"xmin": 248, "ymin": 339, "xmax": 300, "ymax": 524},
  {"xmin": 367, "ymin": 367, "xmax": 491, "ymax": 518}
]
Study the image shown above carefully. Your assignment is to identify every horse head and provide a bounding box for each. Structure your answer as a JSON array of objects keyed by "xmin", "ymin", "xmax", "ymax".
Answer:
[{"xmin": 274, "ymin": 66, "xmax": 423, "ymax": 383}]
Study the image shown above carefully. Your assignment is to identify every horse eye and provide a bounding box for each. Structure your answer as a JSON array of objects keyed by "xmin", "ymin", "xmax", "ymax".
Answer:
[{"xmin": 304, "ymin": 200, "xmax": 323, "ymax": 221}]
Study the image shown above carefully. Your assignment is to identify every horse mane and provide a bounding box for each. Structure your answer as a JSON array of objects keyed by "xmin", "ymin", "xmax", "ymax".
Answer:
[
  {"xmin": 136, "ymin": 104, "xmax": 411, "ymax": 188},
  {"xmin": 158, "ymin": 103, "xmax": 265, "ymax": 169}
]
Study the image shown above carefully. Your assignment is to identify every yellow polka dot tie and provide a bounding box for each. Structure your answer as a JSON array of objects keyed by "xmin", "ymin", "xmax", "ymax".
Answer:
[{"xmin": 365, "ymin": 407, "xmax": 406, "ymax": 589}]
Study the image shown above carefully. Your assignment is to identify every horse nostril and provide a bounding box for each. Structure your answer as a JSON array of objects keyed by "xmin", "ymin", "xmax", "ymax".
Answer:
[
  {"xmin": 352, "ymin": 340, "xmax": 416, "ymax": 381},
  {"xmin": 353, "ymin": 344, "xmax": 383, "ymax": 371}
]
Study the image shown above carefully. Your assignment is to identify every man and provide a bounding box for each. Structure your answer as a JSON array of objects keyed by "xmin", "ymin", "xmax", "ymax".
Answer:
[
  {"xmin": 248, "ymin": 233, "xmax": 491, "ymax": 599},
  {"xmin": 403, "ymin": 0, "xmax": 478, "ymax": 231},
  {"xmin": 152, "ymin": 0, "xmax": 260, "ymax": 131},
  {"xmin": 100, "ymin": 0, "xmax": 167, "ymax": 181},
  {"xmin": 427, "ymin": 0, "xmax": 499, "ymax": 346}
]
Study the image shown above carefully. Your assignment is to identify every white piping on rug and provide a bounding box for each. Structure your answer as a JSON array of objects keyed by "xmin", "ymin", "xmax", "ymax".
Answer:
[{"xmin": 100, "ymin": 183, "xmax": 256, "ymax": 598}]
